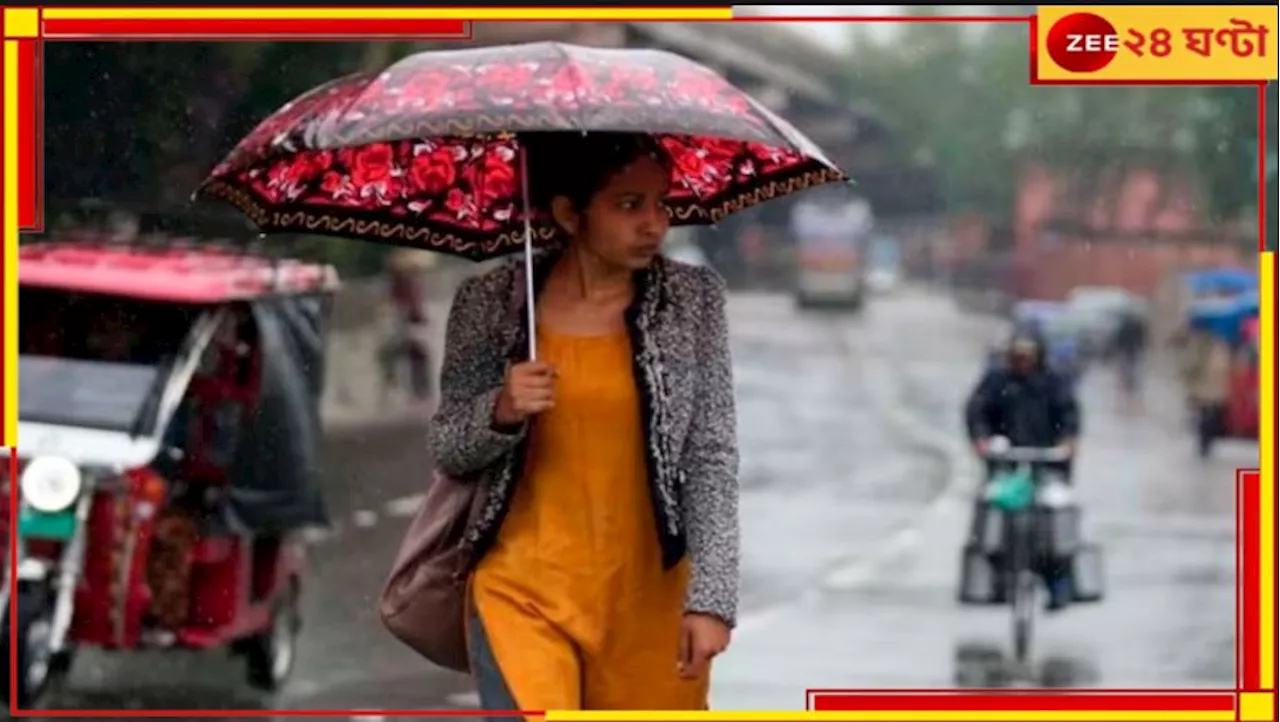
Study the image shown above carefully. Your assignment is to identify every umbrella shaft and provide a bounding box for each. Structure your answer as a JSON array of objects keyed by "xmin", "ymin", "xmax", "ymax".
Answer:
[{"xmin": 520, "ymin": 143, "xmax": 537, "ymax": 362}]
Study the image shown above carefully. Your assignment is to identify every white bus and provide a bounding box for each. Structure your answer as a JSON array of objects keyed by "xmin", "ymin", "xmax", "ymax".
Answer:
[{"xmin": 791, "ymin": 194, "xmax": 874, "ymax": 310}]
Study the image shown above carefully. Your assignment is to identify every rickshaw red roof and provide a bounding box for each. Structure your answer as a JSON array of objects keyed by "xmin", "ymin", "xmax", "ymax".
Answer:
[{"xmin": 19, "ymin": 242, "xmax": 340, "ymax": 303}]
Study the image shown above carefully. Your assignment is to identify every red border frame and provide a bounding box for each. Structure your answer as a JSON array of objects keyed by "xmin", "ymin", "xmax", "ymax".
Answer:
[{"xmin": 0, "ymin": 6, "xmax": 1274, "ymax": 719}]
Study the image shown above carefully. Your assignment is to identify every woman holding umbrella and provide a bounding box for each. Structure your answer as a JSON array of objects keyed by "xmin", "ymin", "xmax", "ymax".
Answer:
[
  {"xmin": 196, "ymin": 41, "xmax": 847, "ymax": 711},
  {"xmin": 433, "ymin": 132, "xmax": 737, "ymax": 710}
]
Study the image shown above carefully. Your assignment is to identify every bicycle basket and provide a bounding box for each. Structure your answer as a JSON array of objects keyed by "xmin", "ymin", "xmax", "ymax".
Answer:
[{"xmin": 987, "ymin": 469, "xmax": 1036, "ymax": 512}]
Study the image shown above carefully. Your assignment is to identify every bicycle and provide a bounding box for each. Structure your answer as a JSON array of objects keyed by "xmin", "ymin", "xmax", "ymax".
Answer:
[{"xmin": 979, "ymin": 438, "xmax": 1074, "ymax": 668}]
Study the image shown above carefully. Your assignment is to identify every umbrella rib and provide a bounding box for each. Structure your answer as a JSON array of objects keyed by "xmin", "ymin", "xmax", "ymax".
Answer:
[
  {"xmin": 555, "ymin": 42, "xmax": 588, "ymax": 133},
  {"xmin": 315, "ymin": 70, "xmax": 381, "ymax": 151}
]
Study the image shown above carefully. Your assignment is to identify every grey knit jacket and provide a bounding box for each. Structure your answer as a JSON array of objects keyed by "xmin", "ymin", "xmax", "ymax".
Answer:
[{"xmin": 426, "ymin": 248, "xmax": 741, "ymax": 627}]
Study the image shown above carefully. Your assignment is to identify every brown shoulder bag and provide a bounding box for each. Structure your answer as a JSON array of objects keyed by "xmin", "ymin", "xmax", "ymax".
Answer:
[{"xmin": 377, "ymin": 469, "xmax": 485, "ymax": 673}]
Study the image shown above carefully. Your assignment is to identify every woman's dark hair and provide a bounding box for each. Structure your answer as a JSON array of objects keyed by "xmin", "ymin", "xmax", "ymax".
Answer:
[{"xmin": 523, "ymin": 132, "xmax": 672, "ymax": 218}]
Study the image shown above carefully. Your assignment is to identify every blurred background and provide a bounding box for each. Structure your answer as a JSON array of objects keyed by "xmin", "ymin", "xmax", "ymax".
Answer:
[{"xmin": 22, "ymin": 6, "xmax": 1270, "ymax": 715}]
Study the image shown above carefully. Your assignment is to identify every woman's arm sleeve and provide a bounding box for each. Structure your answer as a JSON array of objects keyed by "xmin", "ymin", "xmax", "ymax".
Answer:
[
  {"xmin": 680, "ymin": 266, "xmax": 742, "ymax": 627},
  {"xmin": 427, "ymin": 276, "xmax": 527, "ymax": 478}
]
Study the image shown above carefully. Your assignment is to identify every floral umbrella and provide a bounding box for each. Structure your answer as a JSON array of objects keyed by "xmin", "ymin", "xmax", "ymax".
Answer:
[{"xmin": 196, "ymin": 41, "xmax": 850, "ymax": 262}]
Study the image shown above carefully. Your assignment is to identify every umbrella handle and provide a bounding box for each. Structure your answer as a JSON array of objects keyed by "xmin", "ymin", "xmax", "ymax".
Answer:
[{"xmin": 520, "ymin": 143, "xmax": 537, "ymax": 362}]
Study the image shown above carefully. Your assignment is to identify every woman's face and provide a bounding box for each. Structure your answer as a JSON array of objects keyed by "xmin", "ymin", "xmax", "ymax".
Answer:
[{"xmin": 559, "ymin": 155, "xmax": 672, "ymax": 271}]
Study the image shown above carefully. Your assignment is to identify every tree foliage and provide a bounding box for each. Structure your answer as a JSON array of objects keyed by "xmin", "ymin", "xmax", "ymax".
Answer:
[
  {"xmin": 44, "ymin": 42, "xmax": 419, "ymax": 276},
  {"xmin": 842, "ymin": 22, "xmax": 1271, "ymax": 233}
]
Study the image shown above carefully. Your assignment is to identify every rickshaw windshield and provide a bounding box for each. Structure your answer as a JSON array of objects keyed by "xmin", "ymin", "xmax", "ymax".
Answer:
[
  {"xmin": 19, "ymin": 287, "xmax": 199, "ymax": 365},
  {"xmin": 18, "ymin": 356, "xmax": 163, "ymax": 431},
  {"xmin": 18, "ymin": 286, "xmax": 202, "ymax": 431}
]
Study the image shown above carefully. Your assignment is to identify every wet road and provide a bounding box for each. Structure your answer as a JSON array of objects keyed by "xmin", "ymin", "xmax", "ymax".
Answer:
[
  {"xmin": 26, "ymin": 287, "xmax": 1251, "ymax": 717},
  {"xmin": 712, "ymin": 293, "xmax": 1250, "ymax": 708}
]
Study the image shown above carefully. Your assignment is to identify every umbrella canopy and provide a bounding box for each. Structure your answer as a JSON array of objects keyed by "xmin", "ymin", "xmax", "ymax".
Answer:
[
  {"xmin": 1182, "ymin": 268, "xmax": 1258, "ymax": 296},
  {"xmin": 196, "ymin": 42, "xmax": 849, "ymax": 261},
  {"xmin": 1188, "ymin": 291, "xmax": 1259, "ymax": 343}
]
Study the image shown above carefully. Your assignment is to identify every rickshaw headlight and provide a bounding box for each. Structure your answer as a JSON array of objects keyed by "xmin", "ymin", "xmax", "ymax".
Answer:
[{"xmin": 19, "ymin": 456, "xmax": 83, "ymax": 513}]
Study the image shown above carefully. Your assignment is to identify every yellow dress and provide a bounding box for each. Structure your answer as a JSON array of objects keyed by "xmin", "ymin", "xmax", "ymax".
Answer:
[{"xmin": 470, "ymin": 327, "xmax": 708, "ymax": 712}]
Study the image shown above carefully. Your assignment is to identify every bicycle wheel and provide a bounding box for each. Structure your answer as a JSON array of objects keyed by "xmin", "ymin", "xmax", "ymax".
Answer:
[
  {"xmin": 1012, "ymin": 569, "xmax": 1037, "ymax": 664},
  {"xmin": 1009, "ymin": 513, "xmax": 1036, "ymax": 666}
]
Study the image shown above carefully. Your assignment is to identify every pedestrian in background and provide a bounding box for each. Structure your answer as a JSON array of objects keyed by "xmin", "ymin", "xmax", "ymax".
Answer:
[
  {"xmin": 1112, "ymin": 308, "xmax": 1149, "ymax": 412},
  {"xmin": 427, "ymin": 133, "xmax": 741, "ymax": 715},
  {"xmin": 380, "ymin": 249, "xmax": 434, "ymax": 404}
]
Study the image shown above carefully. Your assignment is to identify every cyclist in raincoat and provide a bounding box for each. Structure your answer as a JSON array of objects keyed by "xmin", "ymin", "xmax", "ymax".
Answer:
[{"xmin": 965, "ymin": 330, "xmax": 1081, "ymax": 610}]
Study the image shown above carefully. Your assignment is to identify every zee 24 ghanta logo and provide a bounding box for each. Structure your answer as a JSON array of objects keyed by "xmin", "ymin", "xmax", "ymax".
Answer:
[{"xmin": 1045, "ymin": 11, "xmax": 1270, "ymax": 73}]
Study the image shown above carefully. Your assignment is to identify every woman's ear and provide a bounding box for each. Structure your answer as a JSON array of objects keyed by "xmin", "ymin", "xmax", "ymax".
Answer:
[{"xmin": 550, "ymin": 195, "xmax": 578, "ymax": 237}]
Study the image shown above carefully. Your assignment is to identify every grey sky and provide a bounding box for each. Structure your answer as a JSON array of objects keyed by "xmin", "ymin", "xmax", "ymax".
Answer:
[
  {"xmin": 744, "ymin": 5, "xmax": 900, "ymax": 50},
  {"xmin": 743, "ymin": 5, "xmax": 1001, "ymax": 50}
]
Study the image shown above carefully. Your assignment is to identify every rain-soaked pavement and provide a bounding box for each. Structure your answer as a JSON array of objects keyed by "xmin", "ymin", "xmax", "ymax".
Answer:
[{"xmin": 18, "ymin": 286, "xmax": 1252, "ymax": 719}]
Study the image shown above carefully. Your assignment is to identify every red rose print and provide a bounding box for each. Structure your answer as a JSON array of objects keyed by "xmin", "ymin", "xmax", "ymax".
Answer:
[
  {"xmin": 409, "ymin": 148, "xmax": 457, "ymax": 195},
  {"xmin": 321, "ymin": 170, "xmax": 352, "ymax": 198},
  {"xmin": 445, "ymin": 188, "xmax": 467, "ymax": 213},
  {"xmin": 477, "ymin": 63, "xmax": 534, "ymax": 92},
  {"xmin": 672, "ymin": 148, "xmax": 711, "ymax": 180},
  {"xmin": 549, "ymin": 65, "xmax": 590, "ymax": 96},
  {"xmin": 351, "ymin": 144, "xmax": 394, "ymax": 187},
  {"xmin": 365, "ymin": 175, "xmax": 405, "ymax": 204},
  {"xmin": 462, "ymin": 152, "xmax": 517, "ymax": 205}
]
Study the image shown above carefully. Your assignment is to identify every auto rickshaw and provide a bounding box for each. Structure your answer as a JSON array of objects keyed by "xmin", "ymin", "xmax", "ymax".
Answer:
[
  {"xmin": 1, "ymin": 239, "xmax": 340, "ymax": 707},
  {"xmin": 1185, "ymin": 292, "xmax": 1259, "ymax": 457}
]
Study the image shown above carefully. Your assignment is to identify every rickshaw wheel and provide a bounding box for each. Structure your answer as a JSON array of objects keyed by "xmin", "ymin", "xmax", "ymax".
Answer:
[
  {"xmin": 245, "ymin": 580, "xmax": 301, "ymax": 692},
  {"xmin": 1, "ymin": 584, "xmax": 66, "ymax": 708}
]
